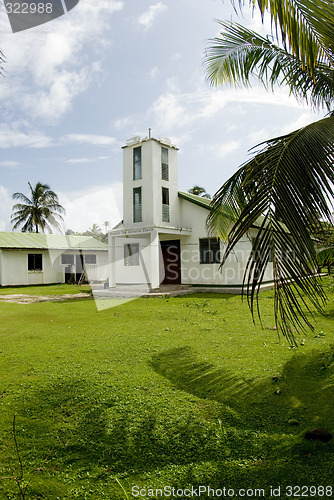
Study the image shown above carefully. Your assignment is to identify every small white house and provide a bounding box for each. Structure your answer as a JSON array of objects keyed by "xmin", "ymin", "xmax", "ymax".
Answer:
[
  {"xmin": 109, "ymin": 135, "xmax": 273, "ymax": 291},
  {"xmin": 0, "ymin": 233, "xmax": 108, "ymax": 287}
]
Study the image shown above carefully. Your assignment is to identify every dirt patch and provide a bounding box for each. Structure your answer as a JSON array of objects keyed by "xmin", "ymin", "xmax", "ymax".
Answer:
[{"xmin": 0, "ymin": 293, "xmax": 92, "ymax": 304}]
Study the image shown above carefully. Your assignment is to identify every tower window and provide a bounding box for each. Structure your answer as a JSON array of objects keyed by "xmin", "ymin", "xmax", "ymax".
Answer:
[
  {"xmin": 133, "ymin": 147, "xmax": 142, "ymax": 180},
  {"xmin": 162, "ymin": 187, "xmax": 170, "ymax": 222},
  {"xmin": 161, "ymin": 147, "xmax": 169, "ymax": 181},
  {"xmin": 133, "ymin": 187, "xmax": 142, "ymax": 222}
]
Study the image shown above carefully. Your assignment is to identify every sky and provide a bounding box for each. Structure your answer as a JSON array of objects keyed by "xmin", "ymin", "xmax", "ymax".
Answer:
[{"xmin": 0, "ymin": 0, "xmax": 325, "ymax": 233}]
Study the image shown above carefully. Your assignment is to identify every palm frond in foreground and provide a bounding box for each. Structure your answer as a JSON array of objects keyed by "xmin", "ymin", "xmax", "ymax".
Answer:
[
  {"xmin": 207, "ymin": 116, "xmax": 334, "ymax": 342},
  {"xmin": 205, "ymin": 0, "xmax": 334, "ymax": 340}
]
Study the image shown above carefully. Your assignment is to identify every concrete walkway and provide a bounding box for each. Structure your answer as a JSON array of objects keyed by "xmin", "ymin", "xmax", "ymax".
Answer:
[{"xmin": 92, "ymin": 282, "xmax": 274, "ymax": 299}]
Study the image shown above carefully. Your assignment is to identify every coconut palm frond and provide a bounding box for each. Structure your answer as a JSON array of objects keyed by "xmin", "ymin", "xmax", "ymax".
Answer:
[
  {"xmin": 12, "ymin": 192, "xmax": 32, "ymax": 205},
  {"xmin": 44, "ymin": 214, "xmax": 63, "ymax": 233},
  {"xmin": 204, "ymin": 22, "xmax": 334, "ymax": 110},
  {"xmin": 11, "ymin": 182, "xmax": 65, "ymax": 233},
  {"xmin": 207, "ymin": 115, "xmax": 334, "ymax": 341},
  {"xmin": 231, "ymin": 0, "xmax": 334, "ymax": 69}
]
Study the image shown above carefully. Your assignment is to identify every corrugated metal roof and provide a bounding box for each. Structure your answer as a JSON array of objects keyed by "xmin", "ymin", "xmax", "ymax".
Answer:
[
  {"xmin": 178, "ymin": 191, "xmax": 212, "ymax": 210},
  {"xmin": 0, "ymin": 232, "xmax": 108, "ymax": 250}
]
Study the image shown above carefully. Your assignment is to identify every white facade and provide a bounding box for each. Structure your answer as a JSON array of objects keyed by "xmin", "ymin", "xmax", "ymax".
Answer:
[
  {"xmin": 109, "ymin": 136, "xmax": 273, "ymax": 291},
  {"xmin": 0, "ymin": 234, "xmax": 108, "ymax": 287}
]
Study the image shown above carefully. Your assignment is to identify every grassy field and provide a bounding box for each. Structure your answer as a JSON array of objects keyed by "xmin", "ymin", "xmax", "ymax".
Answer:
[{"xmin": 0, "ymin": 281, "xmax": 333, "ymax": 499}]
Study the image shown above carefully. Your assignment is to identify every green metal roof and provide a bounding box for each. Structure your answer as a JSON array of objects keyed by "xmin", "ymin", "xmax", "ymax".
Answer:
[
  {"xmin": 178, "ymin": 191, "xmax": 212, "ymax": 210},
  {"xmin": 178, "ymin": 191, "xmax": 270, "ymax": 230},
  {"xmin": 0, "ymin": 232, "xmax": 108, "ymax": 251}
]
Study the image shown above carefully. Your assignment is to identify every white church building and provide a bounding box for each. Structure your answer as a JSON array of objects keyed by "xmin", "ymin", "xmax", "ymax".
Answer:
[{"xmin": 108, "ymin": 135, "xmax": 273, "ymax": 292}]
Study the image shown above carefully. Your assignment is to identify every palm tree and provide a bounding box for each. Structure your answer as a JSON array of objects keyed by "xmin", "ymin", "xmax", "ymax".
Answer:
[
  {"xmin": 204, "ymin": 0, "xmax": 334, "ymax": 340},
  {"xmin": 11, "ymin": 182, "xmax": 65, "ymax": 233},
  {"xmin": 103, "ymin": 220, "xmax": 110, "ymax": 233},
  {"xmin": 188, "ymin": 186, "xmax": 211, "ymax": 199}
]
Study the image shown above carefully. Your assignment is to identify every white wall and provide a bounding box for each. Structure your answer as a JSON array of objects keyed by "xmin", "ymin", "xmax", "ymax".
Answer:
[
  {"xmin": 111, "ymin": 233, "xmax": 158, "ymax": 285},
  {"xmin": 1, "ymin": 250, "xmax": 30, "ymax": 286},
  {"xmin": 110, "ymin": 199, "xmax": 274, "ymax": 288},
  {"xmin": 0, "ymin": 249, "xmax": 108, "ymax": 287},
  {"xmin": 179, "ymin": 199, "xmax": 273, "ymax": 286}
]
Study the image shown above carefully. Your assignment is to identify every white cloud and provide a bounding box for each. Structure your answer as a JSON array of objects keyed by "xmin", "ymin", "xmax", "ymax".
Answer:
[
  {"xmin": 200, "ymin": 87, "xmax": 301, "ymax": 120},
  {"xmin": 22, "ymin": 69, "xmax": 91, "ymax": 122},
  {"xmin": 149, "ymin": 66, "xmax": 159, "ymax": 80},
  {"xmin": 150, "ymin": 93, "xmax": 187, "ymax": 129},
  {"xmin": 247, "ymin": 128, "xmax": 272, "ymax": 145},
  {"xmin": 0, "ymin": 123, "xmax": 52, "ymax": 148},
  {"xmin": 64, "ymin": 134, "xmax": 117, "ymax": 146},
  {"xmin": 114, "ymin": 114, "xmax": 139, "ymax": 130},
  {"xmin": 0, "ymin": 185, "xmax": 13, "ymax": 231},
  {"xmin": 215, "ymin": 140, "xmax": 241, "ymax": 158},
  {"xmin": 66, "ymin": 156, "xmax": 110, "ymax": 164},
  {"xmin": 0, "ymin": 161, "xmax": 21, "ymax": 168},
  {"xmin": 138, "ymin": 2, "xmax": 167, "ymax": 31},
  {"xmin": 146, "ymin": 86, "xmax": 307, "ymax": 134},
  {"xmin": 0, "ymin": 0, "xmax": 124, "ymax": 122},
  {"xmin": 59, "ymin": 183, "xmax": 123, "ymax": 232},
  {"xmin": 280, "ymin": 112, "xmax": 317, "ymax": 135}
]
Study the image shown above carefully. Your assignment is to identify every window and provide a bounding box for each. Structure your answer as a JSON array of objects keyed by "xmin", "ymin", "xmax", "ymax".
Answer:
[
  {"xmin": 199, "ymin": 238, "xmax": 220, "ymax": 264},
  {"xmin": 61, "ymin": 254, "xmax": 74, "ymax": 265},
  {"xmin": 28, "ymin": 253, "xmax": 43, "ymax": 271},
  {"xmin": 84, "ymin": 254, "xmax": 97, "ymax": 264},
  {"xmin": 162, "ymin": 187, "xmax": 170, "ymax": 222},
  {"xmin": 124, "ymin": 244, "xmax": 139, "ymax": 266},
  {"xmin": 133, "ymin": 187, "xmax": 142, "ymax": 222},
  {"xmin": 161, "ymin": 147, "xmax": 169, "ymax": 180},
  {"xmin": 251, "ymin": 237, "xmax": 273, "ymax": 263},
  {"xmin": 133, "ymin": 146, "xmax": 142, "ymax": 180}
]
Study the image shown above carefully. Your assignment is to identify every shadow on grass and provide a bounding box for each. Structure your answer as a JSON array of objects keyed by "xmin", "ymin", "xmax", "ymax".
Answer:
[
  {"xmin": 16, "ymin": 377, "xmax": 225, "ymax": 474},
  {"xmin": 150, "ymin": 345, "xmax": 334, "ymax": 431},
  {"xmin": 8, "ymin": 345, "xmax": 333, "ymax": 497}
]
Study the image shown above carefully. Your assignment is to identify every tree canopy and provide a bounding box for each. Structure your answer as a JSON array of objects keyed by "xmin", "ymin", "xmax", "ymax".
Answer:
[
  {"xmin": 11, "ymin": 182, "xmax": 65, "ymax": 233},
  {"xmin": 188, "ymin": 186, "xmax": 211, "ymax": 199}
]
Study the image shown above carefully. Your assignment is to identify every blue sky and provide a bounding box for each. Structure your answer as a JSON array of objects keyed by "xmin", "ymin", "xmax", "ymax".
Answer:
[{"xmin": 0, "ymin": 0, "xmax": 324, "ymax": 232}]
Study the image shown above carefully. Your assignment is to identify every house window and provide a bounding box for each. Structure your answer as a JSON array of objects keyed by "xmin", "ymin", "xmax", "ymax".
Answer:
[
  {"xmin": 28, "ymin": 253, "xmax": 43, "ymax": 271},
  {"xmin": 133, "ymin": 146, "xmax": 142, "ymax": 180},
  {"xmin": 133, "ymin": 187, "xmax": 142, "ymax": 222},
  {"xmin": 162, "ymin": 187, "xmax": 170, "ymax": 222},
  {"xmin": 84, "ymin": 254, "xmax": 97, "ymax": 264},
  {"xmin": 124, "ymin": 244, "xmax": 139, "ymax": 266},
  {"xmin": 251, "ymin": 237, "xmax": 273, "ymax": 263},
  {"xmin": 199, "ymin": 238, "xmax": 220, "ymax": 264},
  {"xmin": 161, "ymin": 147, "xmax": 169, "ymax": 181},
  {"xmin": 61, "ymin": 254, "xmax": 74, "ymax": 265}
]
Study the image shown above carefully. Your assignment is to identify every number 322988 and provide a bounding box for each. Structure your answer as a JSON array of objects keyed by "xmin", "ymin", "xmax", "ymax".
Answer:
[{"xmin": 5, "ymin": 3, "xmax": 53, "ymax": 14}]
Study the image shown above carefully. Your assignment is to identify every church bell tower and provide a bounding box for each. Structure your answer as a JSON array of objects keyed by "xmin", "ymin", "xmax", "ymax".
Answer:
[{"xmin": 122, "ymin": 134, "xmax": 179, "ymax": 229}]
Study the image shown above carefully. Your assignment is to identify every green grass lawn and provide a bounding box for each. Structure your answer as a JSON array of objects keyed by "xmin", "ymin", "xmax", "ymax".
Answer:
[{"xmin": 0, "ymin": 281, "xmax": 333, "ymax": 499}]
